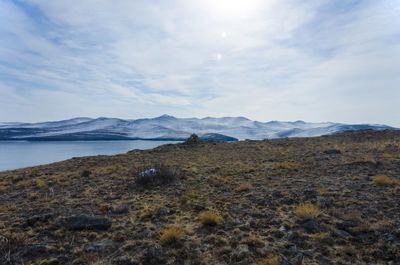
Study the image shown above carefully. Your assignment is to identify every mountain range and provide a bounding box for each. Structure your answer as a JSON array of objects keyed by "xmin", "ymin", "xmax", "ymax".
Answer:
[{"xmin": 0, "ymin": 115, "xmax": 395, "ymax": 141}]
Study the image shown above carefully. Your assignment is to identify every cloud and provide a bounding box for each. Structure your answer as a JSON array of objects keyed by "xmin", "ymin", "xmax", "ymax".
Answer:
[{"xmin": 0, "ymin": 0, "xmax": 399, "ymax": 126}]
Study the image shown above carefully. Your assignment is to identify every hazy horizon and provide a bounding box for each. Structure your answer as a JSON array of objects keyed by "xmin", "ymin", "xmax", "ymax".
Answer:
[
  {"xmin": 1, "ymin": 114, "xmax": 398, "ymax": 128},
  {"xmin": 1, "ymin": 0, "xmax": 399, "ymax": 126}
]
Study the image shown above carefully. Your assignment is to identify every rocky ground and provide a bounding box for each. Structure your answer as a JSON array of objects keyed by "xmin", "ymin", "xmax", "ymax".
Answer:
[{"xmin": 0, "ymin": 130, "xmax": 399, "ymax": 265}]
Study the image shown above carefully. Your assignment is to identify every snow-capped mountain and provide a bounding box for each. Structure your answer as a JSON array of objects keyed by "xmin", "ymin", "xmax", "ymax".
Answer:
[{"xmin": 0, "ymin": 115, "xmax": 395, "ymax": 141}]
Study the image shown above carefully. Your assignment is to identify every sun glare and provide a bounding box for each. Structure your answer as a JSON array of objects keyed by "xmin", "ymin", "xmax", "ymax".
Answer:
[{"xmin": 201, "ymin": 0, "xmax": 263, "ymax": 20}]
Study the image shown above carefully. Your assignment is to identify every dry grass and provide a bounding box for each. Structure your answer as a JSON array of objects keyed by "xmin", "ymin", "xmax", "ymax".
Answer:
[
  {"xmin": 372, "ymin": 175, "xmax": 395, "ymax": 186},
  {"xmin": 236, "ymin": 181, "xmax": 253, "ymax": 192},
  {"xmin": 256, "ymin": 254, "xmax": 279, "ymax": 265},
  {"xmin": 295, "ymin": 203, "xmax": 321, "ymax": 220},
  {"xmin": 159, "ymin": 225, "xmax": 184, "ymax": 245},
  {"xmin": 272, "ymin": 161, "xmax": 300, "ymax": 169},
  {"xmin": 198, "ymin": 210, "xmax": 223, "ymax": 226},
  {"xmin": 35, "ymin": 178, "xmax": 47, "ymax": 189},
  {"xmin": 307, "ymin": 232, "xmax": 329, "ymax": 241}
]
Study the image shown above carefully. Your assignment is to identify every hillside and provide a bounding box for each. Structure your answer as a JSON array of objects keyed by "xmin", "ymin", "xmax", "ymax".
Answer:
[
  {"xmin": 0, "ymin": 130, "xmax": 399, "ymax": 265},
  {"xmin": 0, "ymin": 115, "xmax": 394, "ymax": 141}
]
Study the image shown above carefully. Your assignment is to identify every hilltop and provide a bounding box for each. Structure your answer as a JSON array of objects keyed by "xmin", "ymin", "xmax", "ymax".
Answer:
[{"xmin": 0, "ymin": 130, "xmax": 399, "ymax": 264}]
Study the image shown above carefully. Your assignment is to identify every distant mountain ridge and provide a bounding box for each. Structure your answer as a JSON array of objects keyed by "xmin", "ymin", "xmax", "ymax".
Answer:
[{"xmin": 0, "ymin": 115, "xmax": 395, "ymax": 141}]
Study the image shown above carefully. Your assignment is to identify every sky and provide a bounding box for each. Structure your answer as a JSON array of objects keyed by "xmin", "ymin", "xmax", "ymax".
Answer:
[{"xmin": 0, "ymin": 0, "xmax": 399, "ymax": 126}]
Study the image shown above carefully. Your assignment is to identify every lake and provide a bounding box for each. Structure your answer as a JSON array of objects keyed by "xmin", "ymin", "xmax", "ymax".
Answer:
[{"xmin": 0, "ymin": 140, "xmax": 180, "ymax": 171}]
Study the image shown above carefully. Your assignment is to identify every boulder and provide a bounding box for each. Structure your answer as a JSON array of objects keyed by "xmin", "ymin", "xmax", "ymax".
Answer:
[{"xmin": 63, "ymin": 215, "xmax": 112, "ymax": 231}]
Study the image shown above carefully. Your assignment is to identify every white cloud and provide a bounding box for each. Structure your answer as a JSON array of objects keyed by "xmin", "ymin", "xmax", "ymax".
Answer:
[{"xmin": 0, "ymin": 0, "xmax": 399, "ymax": 126}]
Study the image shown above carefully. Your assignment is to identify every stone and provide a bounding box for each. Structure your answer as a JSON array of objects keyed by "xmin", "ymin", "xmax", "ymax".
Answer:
[
  {"xmin": 292, "ymin": 253, "xmax": 303, "ymax": 265},
  {"xmin": 231, "ymin": 244, "xmax": 250, "ymax": 262},
  {"xmin": 84, "ymin": 240, "xmax": 117, "ymax": 252},
  {"xmin": 140, "ymin": 244, "xmax": 165, "ymax": 265},
  {"xmin": 111, "ymin": 204, "xmax": 130, "ymax": 214},
  {"xmin": 317, "ymin": 196, "xmax": 333, "ymax": 208},
  {"xmin": 302, "ymin": 219, "xmax": 321, "ymax": 233},
  {"xmin": 63, "ymin": 215, "xmax": 112, "ymax": 231},
  {"xmin": 238, "ymin": 223, "xmax": 251, "ymax": 231},
  {"xmin": 323, "ymin": 149, "xmax": 342, "ymax": 155},
  {"xmin": 112, "ymin": 257, "xmax": 138, "ymax": 265},
  {"xmin": 333, "ymin": 229, "xmax": 352, "ymax": 240},
  {"xmin": 303, "ymin": 188, "xmax": 317, "ymax": 199},
  {"xmin": 26, "ymin": 213, "xmax": 53, "ymax": 226},
  {"xmin": 153, "ymin": 206, "xmax": 170, "ymax": 218}
]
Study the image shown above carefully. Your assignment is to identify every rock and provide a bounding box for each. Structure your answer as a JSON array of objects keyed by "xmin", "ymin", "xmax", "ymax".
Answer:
[
  {"xmin": 153, "ymin": 206, "xmax": 170, "ymax": 218},
  {"xmin": 279, "ymin": 256, "xmax": 292, "ymax": 265},
  {"xmin": 22, "ymin": 244, "xmax": 56, "ymax": 258},
  {"xmin": 231, "ymin": 244, "xmax": 250, "ymax": 262},
  {"xmin": 292, "ymin": 253, "xmax": 303, "ymax": 265},
  {"xmin": 323, "ymin": 149, "xmax": 341, "ymax": 155},
  {"xmin": 111, "ymin": 204, "xmax": 130, "ymax": 214},
  {"xmin": 84, "ymin": 240, "xmax": 118, "ymax": 252},
  {"xmin": 317, "ymin": 196, "xmax": 333, "ymax": 208},
  {"xmin": 272, "ymin": 190, "xmax": 283, "ymax": 198},
  {"xmin": 0, "ymin": 235, "xmax": 8, "ymax": 245},
  {"xmin": 140, "ymin": 244, "xmax": 165, "ymax": 265},
  {"xmin": 316, "ymin": 255, "xmax": 332, "ymax": 264},
  {"xmin": 333, "ymin": 229, "xmax": 352, "ymax": 240},
  {"xmin": 63, "ymin": 215, "xmax": 112, "ymax": 231},
  {"xmin": 136, "ymin": 228, "xmax": 155, "ymax": 240},
  {"xmin": 302, "ymin": 219, "xmax": 321, "ymax": 233},
  {"xmin": 335, "ymin": 220, "xmax": 357, "ymax": 231},
  {"xmin": 39, "ymin": 258, "xmax": 60, "ymax": 265},
  {"xmin": 193, "ymin": 203, "xmax": 206, "ymax": 211},
  {"xmin": 112, "ymin": 256, "xmax": 138, "ymax": 265},
  {"xmin": 303, "ymin": 188, "xmax": 317, "ymax": 199},
  {"xmin": 26, "ymin": 213, "xmax": 53, "ymax": 226},
  {"xmin": 238, "ymin": 223, "xmax": 251, "ymax": 231}
]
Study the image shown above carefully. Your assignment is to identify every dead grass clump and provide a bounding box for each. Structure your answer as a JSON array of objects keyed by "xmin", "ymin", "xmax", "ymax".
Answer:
[
  {"xmin": 272, "ymin": 161, "xmax": 300, "ymax": 169},
  {"xmin": 307, "ymin": 232, "xmax": 329, "ymax": 241},
  {"xmin": 199, "ymin": 210, "xmax": 223, "ymax": 226},
  {"xmin": 372, "ymin": 175, "xmax": 395, "ymax": 186},
  {"xmin": 35, "ymin": 178, "xmax": 47, "ymax": 189},
  {"xmin": 295, "ymin": 203, "xmax": 321, "ymax": 220},
  {"xmin": 236, "ymin": 182, "xmax": 253, "ymax": 192},
  {"xmin": 159, "ymin": 226, "xmax": 184, "ymax": 245},
  {"xmin": 256, "ymin": 254, "xmax": 279, "ymax": 265}
]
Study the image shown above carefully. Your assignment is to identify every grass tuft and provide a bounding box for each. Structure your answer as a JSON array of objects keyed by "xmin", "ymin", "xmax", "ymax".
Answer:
[
  {"xmin": 236, "ymin": 181, "xmax": 253, "ymax": 192},
  {"xmin": 199, "ymin": 210, "xmax": 223, "ymax": 226},
  {"xmin": 295, "ymin": 203, "xmax": 320, "ymax": 220},
  {"xmin": 159, "ymin": 225, "xmax": 184, "ymax": 245},
  {"xmin": 372, "ymin": 175, "xmax": 395, "ymax": 186},
  {"xmin": 256, "ymin": 254, "xmax": 279, "ymax": 265}
]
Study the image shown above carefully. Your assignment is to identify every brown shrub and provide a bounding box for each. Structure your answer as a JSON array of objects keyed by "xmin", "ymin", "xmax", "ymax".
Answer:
[
  {"xmin": 236, "ymin": 182, "xmax": 253, "ymax": 192},
  {"xmin": 372, "ymin": 175, "xmax": 395, "ymax": 186},
  {"xmin": 199, "ymin": 210, "xmax": 223, "ymax": 226},
  {"xmin": 295, "ymin": 203, "xmax": 320, "ymax": 220},
  {"xmin": 159, "ymin": 226, "xmax": 184, "ymax": 245}
]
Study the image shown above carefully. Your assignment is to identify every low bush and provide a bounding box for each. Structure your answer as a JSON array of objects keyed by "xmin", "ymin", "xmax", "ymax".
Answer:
[
  {"xmin": 295, "ymin": 203, "xmax": 320, "ymax": 220},
  {"xmin": 372, "ymin": 175, "xmax": 395, "ymax": 186},
  {"xmin": 159, "ymin": 226, "xmax": 184, "ymax": 245},
  {"xmin": 199, "ymin": 210, "xmax": 223, "ymax": 226},
  {"xmin": 236, "ymin": 182, "xmax": 253, "ymax": 192},
  {"xmin": 134, "ymin": 164, "xmax": 180, "ymax": 187},
  {"xmin": 256, "ymin": 254, "xmax": 279, "ymax": 265}
]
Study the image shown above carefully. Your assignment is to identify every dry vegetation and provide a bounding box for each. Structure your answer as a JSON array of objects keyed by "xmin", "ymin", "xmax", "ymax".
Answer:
[
  {"xmin": 0, "ymin": 130, "xmax": 399, "ymax": 264},
  {"xmin": 295, "ymin": 203, "xmax": 321, "ymax": 220}
]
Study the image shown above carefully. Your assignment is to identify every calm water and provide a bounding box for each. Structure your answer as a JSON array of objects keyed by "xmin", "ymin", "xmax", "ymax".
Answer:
[{"xmin": 0, "ymin": 140, "xmax": 180, "ymax": 171}]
